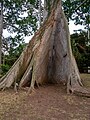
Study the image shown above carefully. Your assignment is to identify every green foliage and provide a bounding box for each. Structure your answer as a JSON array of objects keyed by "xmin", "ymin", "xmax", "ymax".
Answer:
[
  {"xmin": 1, "ymin": 64, "xmax": 10, "ymax": 76},
  {"xmin": 1, "ymin": 0, "xmax": 39, "ymax": 75},
  {"xmin": 62, "ymin": 0, "xmax": 90, "ymax": 28},
  {"xmin": 71, "ymin": 31, "xmax": 90, "ymax": 73},
  {"xmin": 3, "ymin": 0, "xmax": 38, "ymax": 36},
  {"xmin": 1, "ymin": 42, "xmax": 26, "ymax": 75},
  {"xmin": 46, "ymin": 0, "xmax": 51, "ymax": 15},
  {"xmin": 2, "ymin": 0, "xmax": 41, "ymax": 58}
]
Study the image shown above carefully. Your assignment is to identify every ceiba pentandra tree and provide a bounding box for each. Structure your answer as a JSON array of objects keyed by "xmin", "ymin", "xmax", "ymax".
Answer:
[{"xmin": 0, "ymin": 0, "xmax": 90, "ymax": 97}]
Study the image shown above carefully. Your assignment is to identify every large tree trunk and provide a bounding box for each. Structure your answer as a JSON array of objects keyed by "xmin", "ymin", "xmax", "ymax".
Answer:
[{"xmin": 0, "ymin": 0, "xmax": 90, "ymax": 97}]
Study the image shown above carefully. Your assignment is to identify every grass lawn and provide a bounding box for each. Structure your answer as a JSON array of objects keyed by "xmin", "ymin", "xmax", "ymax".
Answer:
[{"xmin": 80, "ymin": 74, "xmax": 90, "ymax": 88}]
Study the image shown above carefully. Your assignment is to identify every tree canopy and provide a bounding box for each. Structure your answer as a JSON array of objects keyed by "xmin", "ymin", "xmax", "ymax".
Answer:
[
  {"xmin": 63, "ymin": 0, "xmax": 90, "ymax": 28},
  {"xmin": 1, "ymin": 0, "xmax": 40, "ymax": 75}
]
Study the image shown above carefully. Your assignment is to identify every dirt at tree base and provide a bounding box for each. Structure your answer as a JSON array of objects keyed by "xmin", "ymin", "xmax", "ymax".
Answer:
[{"xmin": 0, "ymin": 83, "xmax": 90, "ymax": 120}]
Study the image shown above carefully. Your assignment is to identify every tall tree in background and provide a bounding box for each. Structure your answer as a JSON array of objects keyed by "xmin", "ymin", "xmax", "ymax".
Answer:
[
  {"xmin": 3, "ymin": 0, "xmax": 38, "ymax": 36},
  {"xmin": 0, "ymin": 0, "xmax": 40, "ymax": 74},
  {"xmin": 63, "ymin": 0, "xmax": 89, "ymax": 26},
  {"xmin": 0, "ymin": 1, "xmax": 3, "ymax": 73},
  {"xmin": 71, "ymin": 31, "xmax": 90, "ymax": 73},
  {"xmin": 63, "ymin": 0, "xmax": 90, "ymax": 39},
  {"xmin": 38, "ymin": 0, "xmax": 42, "ymax": 27},
  {"xmin": 0, "ymin": 0, "xmax": 90, "ymax": 97}
]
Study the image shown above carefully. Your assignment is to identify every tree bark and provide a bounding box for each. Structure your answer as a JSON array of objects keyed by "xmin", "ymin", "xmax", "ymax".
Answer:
[
  {"xmin": 0, "ymin": 0, "xmax": 90, "ymax": 97},
  {"xmin": 43, "ymin": 0, "xmax": 47, "ymax": 22},
  {"xmin": 0, "ymin": 1, "xmax": 3, "ymax": 74},
  {"xmin": 38, "ymin": 0, "xmax": 42, "ymax": 27}
]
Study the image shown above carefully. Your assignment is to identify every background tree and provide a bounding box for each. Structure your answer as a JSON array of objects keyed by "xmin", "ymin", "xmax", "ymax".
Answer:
[
  {"xmin": 62, "ymin": 0, "xmax": 90, "ymax": 27},
  {"xmin": 62, "ymin": 0, "xmax": 90, "ymax": 45},
  {"xmin": 71, "ymin": 31, "xmax": 90, "ymax": 73},
  {"xmin": 0, "ymin": 0, "xmax": 41, "ymax": 75}
]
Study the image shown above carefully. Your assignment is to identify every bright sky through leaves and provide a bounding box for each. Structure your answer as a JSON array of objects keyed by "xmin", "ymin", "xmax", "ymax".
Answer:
[{"xmin": 3, "ymin": 0, "xmax": 85, "ymax": 43}]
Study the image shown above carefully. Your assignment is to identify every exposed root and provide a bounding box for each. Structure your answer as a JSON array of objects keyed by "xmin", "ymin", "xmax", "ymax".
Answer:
[
  {"xmin": 1, "ymin": 84, "xmax": 6, "ymax": 91},
  {"xmin": 73, "ymin": 87, "xmax": 90, "ymax": 98},
  {"xmin": 67, "ymin": 82, "xmax": 90, "ymax": 98},
  {"xmin": 14, "ymin": 82, "xmax": 18, "ymax": 93},
  {"xmin": 19, "ymin": 66, "xmax": 33, "ymax": 88},
  {"xmin": 67, "ymin": 72, "xmax": 90, "ymax": 97},
  {"xmin": 35, "ymin": 81, "xmax": 40, "ymax": 88},
  {"xmin": 27, "ymin": 86, "xmax": 35, "ymax": 95}
]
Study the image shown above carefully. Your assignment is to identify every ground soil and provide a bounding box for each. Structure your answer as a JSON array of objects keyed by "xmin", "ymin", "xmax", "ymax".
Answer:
[{"xmin": 0, "ymin": 74, "xmax": 90, "ymax": 120}]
